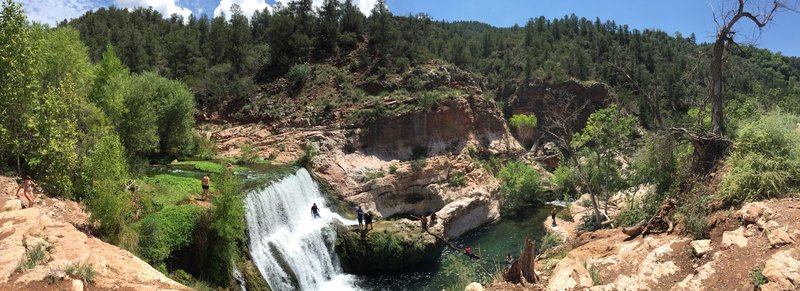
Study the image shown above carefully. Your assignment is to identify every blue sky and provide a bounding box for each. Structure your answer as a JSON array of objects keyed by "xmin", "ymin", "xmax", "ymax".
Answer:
[{"xmin": 17, "ymin": 0, "xmax": 800, "ymax": 56}]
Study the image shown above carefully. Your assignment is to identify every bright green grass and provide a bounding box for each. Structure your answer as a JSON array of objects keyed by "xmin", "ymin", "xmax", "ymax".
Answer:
[
  {"xmin": 171, "ymin": 161, "xmax": 247, "ymax": 174},
  {"xmin": 142, "ymin": 174, "xmax": 213, "ymax": 207}
]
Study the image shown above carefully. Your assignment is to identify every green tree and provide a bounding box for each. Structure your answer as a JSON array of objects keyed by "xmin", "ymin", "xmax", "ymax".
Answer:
[
  {"xmin": 228, "ymin": 4, "xmax": 252, "ymax": 72},
  {"xmin": 367, "ymin": 0, "xmax": 399, "ymax": 68},
  {"xmin": 207, "ymin": 170, "xmax": 245, "ymax": 285},
  {"xmin": 121, "ymin": 73, "xmax": 159, "ymax": 159},
  {"xmin": 0, "ymin": 0, "xmax": 39, "ymax": 173},
  {"xmin": 498, "ymin": 161, "xmax": 542, "ymax": 216},
  {"xmin": 316, "ymin": 0, "xmax": 340, "ymax": 55},
  {"xmin": 28, "ymin": 75, "xmax": 81, "ymax": 198},
  {"xmin": 90, "ymin": 44, "xmax": 129, "ymax": 124},
  {"xmin": 571, "ymin": 105, "xmax": 635, "ymax": 222}
]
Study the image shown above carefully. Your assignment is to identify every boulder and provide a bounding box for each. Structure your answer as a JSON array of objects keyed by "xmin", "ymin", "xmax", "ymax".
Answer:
[
  {"xmin": 3, "ymin": 199, "xmax": 22, "ymax": 211},
  {"xmin": 464, "ymin": 282, "xmax": 483, "ymax": 291},
  {"xmin": 761, "ymin": 250, "xmax": 800, "ymax": 291},
  {"xmin": 721, "ymin": 227, "xmax": 748, "ymax": 248},
  {"xmin": 547, "ymin": 257, "xmax": 592, "ymax": 291},
  {"xmin": 767, "ymin": 228, "xmax": 795, "ymax": 248},
  {"xmin": 690, "ymin": 240, "xmax": 711, "ymax": 257},
  {"xmin": 71, "ymin": 279, "xmax": 84, "ymax": 291},
  {"xmin": 740, "ymin": 203, "xmax": 766, "ymax": 224}
]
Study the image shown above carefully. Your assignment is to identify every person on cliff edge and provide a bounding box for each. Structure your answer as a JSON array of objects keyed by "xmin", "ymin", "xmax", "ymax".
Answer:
[
  {"xmin": 201, "ymin": 173, "xmax": 211, "ymax": 201},
  {"xmin": 551, "ymin": 207, "xmax": 558, "ymax": 227},
  {"xmin": 16, "ymin": 175, "xmax": 35, "ymax": 208},
  {"xmin": 356, "ymin": 206, "xmax": 364, "ymax": 229},
  {"xmin": 365, "ymin": 211, "xmax": 373, "ymax": 230}
]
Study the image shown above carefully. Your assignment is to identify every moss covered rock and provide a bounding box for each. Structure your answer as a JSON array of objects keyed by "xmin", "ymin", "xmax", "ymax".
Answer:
[{"xmin": 334, "ymin": 220, "xmax": 443, "ymax": 274}]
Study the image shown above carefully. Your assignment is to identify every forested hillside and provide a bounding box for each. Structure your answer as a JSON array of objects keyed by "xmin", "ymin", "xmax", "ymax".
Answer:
[
  {"xmin": 63, "ymin": 0, "xmax": 800, "ymax": 130},
  {"xmin": 3, "ymin": 0, "xmax": 800, "ymax": 289}
]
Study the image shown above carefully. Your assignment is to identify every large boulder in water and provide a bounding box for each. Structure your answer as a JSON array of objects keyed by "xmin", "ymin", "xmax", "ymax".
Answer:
[{"xmin": 333, "ymin": 220, "xmax": 443, "ymax": 274}]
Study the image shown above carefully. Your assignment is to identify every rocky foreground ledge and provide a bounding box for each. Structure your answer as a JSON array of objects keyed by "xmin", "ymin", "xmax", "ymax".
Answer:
[
  {"xmin": 518, "ymin": 198, "xmax": 800, "ymax": 291},
  {"xmin": 0, "ymin": 176, "xmax": 188, "ymax": 290}
]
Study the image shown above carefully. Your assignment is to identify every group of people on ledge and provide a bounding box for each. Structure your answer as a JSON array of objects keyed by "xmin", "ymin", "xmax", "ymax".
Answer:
[
  {"xmin": 420, "ymin": 212, "xmax": 438, "ymax": 230},
  {"xmin": 309, "ymin": 204, "xmax": 375, "ymax": 230}
]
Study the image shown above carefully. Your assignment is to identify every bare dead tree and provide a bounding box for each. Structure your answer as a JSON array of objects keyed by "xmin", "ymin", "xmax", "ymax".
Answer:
[{"xmin": 709, "ymin": 0, "xmax": 795, "ymax": 137}]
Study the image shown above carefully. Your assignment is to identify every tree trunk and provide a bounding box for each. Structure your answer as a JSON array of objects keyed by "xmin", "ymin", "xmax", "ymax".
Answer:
[{"xmin": 711, "ymin": 39, "xmax": 725, "ymax": 137}]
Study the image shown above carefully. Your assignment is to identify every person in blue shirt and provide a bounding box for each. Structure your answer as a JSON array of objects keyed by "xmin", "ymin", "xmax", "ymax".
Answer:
[{"xmin": 356, "ymin": 206, "xmax": 364, "ymax": 229}]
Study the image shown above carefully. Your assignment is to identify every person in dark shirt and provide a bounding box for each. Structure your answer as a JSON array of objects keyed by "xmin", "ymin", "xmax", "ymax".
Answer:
[
  {"xmin": 311, "ymin": 203, "xmax": 321, "ymax": 218},
  {"xmin": 365, "ymin": 211, "xmax": 374, "ymax": 230},
  {"xmin": 356, "ymin": 206, "xmax": 364, "ymax": 229}
]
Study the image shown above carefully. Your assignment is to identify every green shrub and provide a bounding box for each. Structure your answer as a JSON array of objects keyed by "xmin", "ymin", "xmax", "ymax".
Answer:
[
  {"xmin": 17, "ymin": 244, "xmax": 48, "ymax": 272},
  {"xmin": 65, "ymin": 262, "xmax": 96, "ymax": 283},
  {"xmin": 498, "ymin": 161, "xmax": 542, "ymax": 216},
  {"xmin": 590, "ymin": 267, "xmax": 602, "ymax": 286},
  {"xmin": 539, "ymin": 232, "xmax": 562, "ymax": 253},
  {"xmin": 509, "ymin": 113, "xmax": 538, "ymax": 130},
  {"xmin": 720, "ymin": 112, "xmax": 800, "ymax": 205},
  {"xmin": 287, "ymin": 63, "xmax": 310, "ymax": 91},
  {"xmin": 751, "ymin": 266, "xmax": 767, "ymax": 289},
  {"xmin": 578, "ymin": 213, "xmax": 609, "ymax": 232},
  {"xmin": 411, "ymin": 158, "xmax": 427, "ymax": 171},
  {"xmin": 137, "ymin": 205, "xmax": 205, "ymax": 267},
  {"xmin": 388, "ymin": 164, "xmax": 398, "ymax": 174},
  {"xmin": 679, "ymin": 194, "xmax": 710, "ymax": 239},
  {"xmin": 142, "ymin": 174, "xmax": 205, "ymax": 207},
  {"xmin": 551, "ymin": 165, "xmax": 578, "ymax": 200},
  {"xmin": 192, "ymin": 133, "xmax": 217, "ymax": 160},
  {"xmin": 239, "ymin": 142, "xmax": 258, "ymax": 164},
  {"xmin": 556, "ymin": 206, "xmax": 574, "ymax": 222},
  {"xmin": 295, "ymin": 143, "xmax": 316, "ymax": 168},
  {"xmin": 615, "ymin": 202, "xmax": 648, "ymax": 227},
  {"xmin": 205, "ymin": 171, "xmax": 245, "ymax": 286},
  {"xmin": 86, "ymin": 180, "xmax": 135, "ymax": 246},
  {"xmin": 449, "ymin": 171, "xmax": 467, "ymax": 187},
  {"xmin": 171, "ymin": 161, "xmax": 246, "ymax": 174},
  {"xmin": 365, "ymin": 170, "xmax": 385, "ymax": 181}
]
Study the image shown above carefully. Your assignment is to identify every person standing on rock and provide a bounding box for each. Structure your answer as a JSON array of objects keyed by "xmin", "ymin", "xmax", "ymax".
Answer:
[
  {"xmin": 365, "ymin": 211, "xmax": 373, "ymax": 230},
  {"xmin": 356, "ymin": 206, "xmax": 364, "ymax": 229},
  {"xmin": 421, "ymin": 215, "xmax": 428, "ymax": 231},
  {"xmin": 201, "ymin": 173, "xmax": 211, "ymax": 201},
  {"xmin": 551, "ymin": 207, "xmax": 558, "ymax": 227},
  {"xmin": 311, "ymin": 203, "xmax": 321, "ymax": 218},
  {"xmin": 16, "ymin": 175, "xmax": 35, "ymax": 208},
  {"xmin": 430, "ymin": 213, "xmax": 438, "ymax": 225},
  {"xmin": 505, "ymin": 254, "xmax": 514, "ymax": 269}
]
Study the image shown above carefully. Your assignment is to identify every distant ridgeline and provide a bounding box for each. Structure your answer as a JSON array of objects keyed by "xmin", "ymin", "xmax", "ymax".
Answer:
[{"xmin": 63, "ymin": 1, "xmax": 800, "ymax": 127}]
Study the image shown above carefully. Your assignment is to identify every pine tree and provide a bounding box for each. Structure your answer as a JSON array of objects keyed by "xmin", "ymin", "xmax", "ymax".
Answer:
[{"xmin": 316, "ymin": 0, "xmax": 340, "ymax": 55}]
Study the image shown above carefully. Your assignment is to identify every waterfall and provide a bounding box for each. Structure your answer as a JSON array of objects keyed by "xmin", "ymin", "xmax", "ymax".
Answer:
[{"xmin": 245, "ymin": 168, "xmax": 359, "ymax": 291}]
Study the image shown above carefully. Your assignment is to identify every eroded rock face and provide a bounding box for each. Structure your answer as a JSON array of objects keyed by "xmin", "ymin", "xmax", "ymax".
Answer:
[
  {"xmin": 0, "ymin": 208, "xmax": 187, "ymax": 290},
  {"xmin": 353, "ymin": 96, "xmax": 521, "ymax": 159},
  {"xmin": 439, "ymin": 193, "xmax": 499, "ymax": 239},
  {"xmin": 547, "ymin": 257, "xmax": 592, "ymax": 291},
  {"xmin": 508, "ymin": 80, "xmax": 609, "ymax": 149},
  {"xmin": 761, "ymin": 249, "xmax": 800, "ymax": 291}
]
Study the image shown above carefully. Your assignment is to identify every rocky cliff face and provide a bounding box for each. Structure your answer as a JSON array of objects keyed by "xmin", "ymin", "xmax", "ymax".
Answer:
[
  {"xmin": 507, "ymin": 80, "xmax": 609, "ymax": 150},
  {"xmin": 0, "ymin": 176, "xmax": 188, "ymax": 290},
  {"xmin": 210, "ymin": 90, "xmax": 521, "ymax": 240}
]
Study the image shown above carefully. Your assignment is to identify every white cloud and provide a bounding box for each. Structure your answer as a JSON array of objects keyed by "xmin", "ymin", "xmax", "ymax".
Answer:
[
  {"xmin": 213, "ymin": 0, "xmax": 270, "ymax": 19},
  {"xmin": 17, "ymin": 0, "xmax": 101, "ymax": 26},
  {"xmin": 274, "ymin": 0, "xmax": 380, "ymax": 16},
  {"xmin": 114, "ymin": 0, "xmax": 193, "ymax": 20}
]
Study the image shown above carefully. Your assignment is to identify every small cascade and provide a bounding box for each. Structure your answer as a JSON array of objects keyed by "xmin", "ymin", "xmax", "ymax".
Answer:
[{"xmin": 245, "ymin": 168, "xmax": 358, "ymax": 291}]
